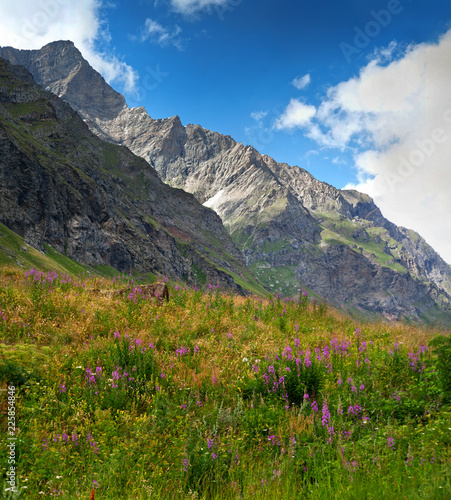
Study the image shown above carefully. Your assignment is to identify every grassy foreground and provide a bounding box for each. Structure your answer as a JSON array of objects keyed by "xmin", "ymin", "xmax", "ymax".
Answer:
[{"xmin": 0, "ymin": 266, "xmax": 450, "ymax": 499}]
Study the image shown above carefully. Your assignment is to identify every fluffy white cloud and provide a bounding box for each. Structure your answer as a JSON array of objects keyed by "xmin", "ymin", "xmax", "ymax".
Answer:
[
  {"xmin": 274, "ymin": 99, "xmax": 316, "ymax": 130},
  {"xmin": 0, "ymin": 0, "xmax": 138, "ymax": 93},
  {"xmin": 292, "ymin": 73, "xmax": 311, "ymax": 90},
  {"xmin": 251, "ymin": 110, "xmax": 268, "ymax": 122},
  {"xmin": 138, "ymin": 18, "xmax": 183, "ymax": 49},
  {"xmin": 171, "ymin": 0, "xmax": 234, "ymax": 16},
  {"xmin": 314, "ymin": 31, "xmax": 451, "ymax": 263}
]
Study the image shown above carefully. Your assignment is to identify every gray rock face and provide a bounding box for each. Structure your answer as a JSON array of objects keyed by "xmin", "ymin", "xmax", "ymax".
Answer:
[
  {"xmin": 0, "ymin": 56, "xmax": 262, "ymax": 294},
  {"xmin": 3, "ymin": 41, "xmax": 451, "ymax": 322},
  {"xmin": 0, "ymin": 41, "xmax": 126, "ymax": 123}
]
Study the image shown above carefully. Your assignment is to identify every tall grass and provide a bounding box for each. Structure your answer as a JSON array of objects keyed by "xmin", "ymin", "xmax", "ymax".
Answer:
[{"xmin": 0, "ymin": 266, "xmax": 450, "ymax": 499}]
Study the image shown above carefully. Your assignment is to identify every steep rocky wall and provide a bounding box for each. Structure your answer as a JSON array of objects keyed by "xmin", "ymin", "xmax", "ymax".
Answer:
[{"xmin": 0, "ymin": 56, "xmax": 261, "ymax": 294}]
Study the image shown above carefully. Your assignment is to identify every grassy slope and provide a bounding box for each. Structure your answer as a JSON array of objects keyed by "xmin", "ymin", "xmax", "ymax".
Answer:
[
  {"xmin": 316, "ymin": 212, "xmax": 408, "ymax": 275},
  {"xmin": 0, "ymin": 266, "xmax": 450, "ymax": 499}
]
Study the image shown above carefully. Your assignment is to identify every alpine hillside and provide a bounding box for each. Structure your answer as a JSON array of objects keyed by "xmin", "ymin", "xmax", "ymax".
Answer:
[{"xmin": 2, "ymin": 41, "xmax": 451, "ymax": 322}]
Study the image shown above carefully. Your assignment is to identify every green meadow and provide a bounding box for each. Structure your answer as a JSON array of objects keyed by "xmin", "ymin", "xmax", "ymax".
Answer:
[{"xmin": 0, "ymin": 266, "xmax": 450, "ymax": 499}]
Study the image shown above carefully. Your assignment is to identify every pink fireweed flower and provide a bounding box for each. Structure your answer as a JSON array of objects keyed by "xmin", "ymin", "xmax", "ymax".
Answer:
[
  {"xmin": 347, "ymin": 405, "xmax": 362, "ymax": 417},
  {"xmin": 282, "ymin": 346, "xmax": 293, "ymax": 360},
  {"xmin": 322, "ymin": 402, "xmax": 330, "ymax": 426}
]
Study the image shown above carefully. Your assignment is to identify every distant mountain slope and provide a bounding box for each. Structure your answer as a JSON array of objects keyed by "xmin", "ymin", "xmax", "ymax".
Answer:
[
  {"xmin": 3, "ymin": 41, "xmax": 451, "ymax": 322},
  {"xmin": 0, "ymin": 55, "xmax": 265, "ymax": 294}
]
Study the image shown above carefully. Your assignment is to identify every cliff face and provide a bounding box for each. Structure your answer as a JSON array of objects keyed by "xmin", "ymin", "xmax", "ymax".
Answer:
[
  {"xmin": 0, "ymin": 56, "xmax": 264, "ymax": 294},
  {"xmin": 3, "ymin": 41, "xmax": 451, "ymax": 322}
]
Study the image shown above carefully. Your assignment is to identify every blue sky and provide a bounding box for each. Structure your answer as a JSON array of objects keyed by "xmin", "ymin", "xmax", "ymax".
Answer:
[
  {"xmin": 1, "ymin": 0, "xmax": 451, "ymax": 262},
  {"xmin": 106, "ymin": 0, "xmax": 451, "ymax": 187}
]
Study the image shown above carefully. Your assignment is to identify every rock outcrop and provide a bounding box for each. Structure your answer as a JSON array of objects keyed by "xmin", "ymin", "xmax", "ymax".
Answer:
[
  {"xmin": 0, "ymin": 55, "xmax": 263, "ymax": 294},
  {"xmin": 3, "ymin": 41, "xmax": 451, "ymax": 322}
]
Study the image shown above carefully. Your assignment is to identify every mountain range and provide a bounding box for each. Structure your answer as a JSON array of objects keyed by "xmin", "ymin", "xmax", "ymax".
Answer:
[
  {"xmin": 0, "ymin": 52, "xmax": 263, "ymax": 294},
  {"xmin": 1, "ymin": 40, "xmax": 451, "ymax": 322}
]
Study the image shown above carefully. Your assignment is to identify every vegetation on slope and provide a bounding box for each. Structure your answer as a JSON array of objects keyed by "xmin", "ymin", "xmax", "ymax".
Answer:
[{"xmin": 0, "ymin": 266, "xmax": 450, "ymax": 499}]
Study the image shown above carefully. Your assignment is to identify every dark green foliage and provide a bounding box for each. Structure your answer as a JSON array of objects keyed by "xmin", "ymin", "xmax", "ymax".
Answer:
[
  {"xmin": 0, "ymin": 360, "xmax": 31, "ymax": 386},
  {"xmin": 430, "ymin": 335, "xmax": 451, "ymax": 402},
  {"xmin": 239, "ymin": 352, "xmax": 324, "ymax": 407}
]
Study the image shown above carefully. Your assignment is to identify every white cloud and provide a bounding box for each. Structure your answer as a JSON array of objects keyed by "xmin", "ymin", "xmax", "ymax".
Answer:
[
  {"xmin": 171, "ymin": 0, "xmax": 232, "ymax": 16},
  {"xmin": 138, "ymin": 18, "xmax": 183, "ymax": 49},
  {"xmin": 292, "ymin": 73, "xmax": 311, "ymax": 90},
  {"xmin": 312, "ymin": 30, "xmax": 451, "ymax": 263},
  {"xmin": 251, "ymin": 110, "xmax": 268, "ymax": 122},
  {"xmin": 0, "ymin": 0, "xmax": 138, "ymax": 94},
  {"xmin": 274, "ymin": 99, "xmax": 316, "ymax": 131},
  {"xmin": 370, "ymin": 40, "xmax": 400, "ymax": 64}
]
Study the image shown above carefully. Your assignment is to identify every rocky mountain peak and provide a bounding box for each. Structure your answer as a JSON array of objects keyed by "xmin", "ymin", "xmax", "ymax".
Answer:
[{"xmin": 0, "ymin": 41, "xmax": 126, "ymax": 123}]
